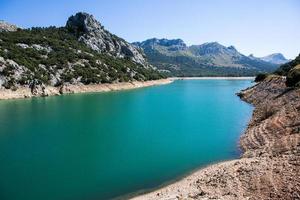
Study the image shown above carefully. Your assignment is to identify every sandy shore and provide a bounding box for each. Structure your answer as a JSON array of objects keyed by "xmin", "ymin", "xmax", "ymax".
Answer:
[{"xmin": 0, "ymin": 79, "xmax": 173, "ymax": 100}]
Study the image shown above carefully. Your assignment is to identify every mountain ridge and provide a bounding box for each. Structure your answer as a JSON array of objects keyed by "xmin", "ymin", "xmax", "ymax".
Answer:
[
  {"xmin": 134, "ymin": 38, "xmax": 280, "ymax": 76},
  {"xmin": 260, "ymin": 53, "xmax": 289, "ymax": 64}
]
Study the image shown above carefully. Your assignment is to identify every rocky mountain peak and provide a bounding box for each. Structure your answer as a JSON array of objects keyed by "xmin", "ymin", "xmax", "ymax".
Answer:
[
  {"xmin": 134, "ymin": 38, "xmax": 187, "ymax": 51},
  {"xmin": 159, "ymin": 39, "xmax": 187, "ymax": 51},
  {"xmin": 190, "ymin": 42, "xmax": 241, "ymax": 57},
  {"xmin": 268, "ymin": 53, "xmax": 285, "ymax": 60},
  {"xmin": 157, "ymin": 38, "xmax": 186, "ymax": 47},
  {"xmin": 260, "ymin": 53, "xmax": 289, "ymax": 64},
  {"xmin": 66, "ymin": 12, "xmax": 103, "ymax": 35},
  {"xmin": 66, "ymin": 12, "xmax": 150, "ymax": 68},
  {"xmin": 201, "ymin": 42, "xmax": 223, "ymax": 48},
  {"xmin": 227, "ymin": 45, "xmax": 237, "ymax": 52}
]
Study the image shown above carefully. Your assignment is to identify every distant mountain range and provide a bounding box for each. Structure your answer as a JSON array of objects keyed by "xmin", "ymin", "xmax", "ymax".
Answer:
[
  {"xmin": 0, "ymin": 16, "xmax": 290, "ymax": 82},
  {"xmin": 134, "ymin": 38, "xmax": 288, "ymax": 76}
]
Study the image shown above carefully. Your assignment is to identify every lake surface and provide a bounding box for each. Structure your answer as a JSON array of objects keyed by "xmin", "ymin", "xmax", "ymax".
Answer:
[{"xmin": 0, "ymin": 79, "xmax": 253, "ymax": 200}]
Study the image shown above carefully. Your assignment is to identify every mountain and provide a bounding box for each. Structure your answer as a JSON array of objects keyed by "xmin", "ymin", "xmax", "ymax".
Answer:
[
  {"xmin": 66, "ymin": 13, "xmax": 150, "ymax": 68},
  {"xmin": 260, "ymin": 53, "xmax": 289, "ymax": 64},
  {"xmin": 134, "ymin": 38, "xmax": 279, "ymax": 76},
  {"xmin": 0, "ymin": 12, "xmax": 163, "ymax": 90}
]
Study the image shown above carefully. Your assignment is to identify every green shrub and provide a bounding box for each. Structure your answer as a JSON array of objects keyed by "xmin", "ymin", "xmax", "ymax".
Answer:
[
  {"xmin": 286, "ymin": 65, "xmax": 300, "ymax": 87},
  {"xmin": 255, "ymin": 73, "xmax": 268, "ymax": 82},
  {"xmin": 275, "ymin": 54, "xmax": 300, "ymax": 76}
]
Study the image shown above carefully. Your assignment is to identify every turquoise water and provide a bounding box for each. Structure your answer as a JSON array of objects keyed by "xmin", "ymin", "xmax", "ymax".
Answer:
[{"xmin": 0, "ymin": 79, "xmax": 253, "ymax": 200}]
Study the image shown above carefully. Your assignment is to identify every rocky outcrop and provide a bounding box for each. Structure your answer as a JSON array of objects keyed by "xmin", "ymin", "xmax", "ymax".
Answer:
[
  {"xmin": 66, "ymin": 12, "xmax": 150, "ymax": 68},
  {"xmin": 132, "ymin": 76, "xmax": 300, "ymax": 200},
  {"xmin": 16, "ymin": 43, "xmax": 52, "ymax": 53},
  {"xmin": 0, "ymin": 20, "xmax": 18, "ymax": 32},
  {"xmin": 0, "ymin": 56, "xmax": 32, "ymax": 89}
]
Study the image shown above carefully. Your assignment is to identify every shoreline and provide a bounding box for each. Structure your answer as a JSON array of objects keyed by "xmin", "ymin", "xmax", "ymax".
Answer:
[
  {"xmin": 170, "ymin": 76, "xmax": 255, "ymax": 80},
  {"xmin": 116, "ymin": 159, "xmax": 239, "ymax": 200},
  {"xmin": 130, "ymin": 76, "xmax": 300, "ymax": 200},
  {"xmin": 0, "ymin": 79, "xmax": 173, "ymax": 100},
  {"xmin": 128, "ymin": 158, "xmax": 257, "ymax": 200},
  {"xmin": 0, "ymin": 77, "xmax": 254, "ymax": 101}
]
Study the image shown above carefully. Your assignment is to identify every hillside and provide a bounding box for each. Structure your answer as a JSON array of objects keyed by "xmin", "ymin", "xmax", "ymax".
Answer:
[
  {"xmin": 0, "ymin": 13, "xmax": 163, "ymax": 92},
  {"xmin": 134, "ymin": 38, "xmax": 279, "ymax": 77}
]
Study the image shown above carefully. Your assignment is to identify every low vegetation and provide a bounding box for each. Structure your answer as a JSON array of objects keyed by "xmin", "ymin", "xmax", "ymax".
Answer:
[
  {"xmin": 286, "ymin": 64, "xmax": 300, "ymax": 87},
  {"xmin": 254, "ymin": 73, "xmax": 268, "ymax": 82},
  {"xmin": 254, "ymin": 54, "xmax": 300, "ymax": 87},
  {"xmin": 275, "ymin": 54, "xmax": 300, "ymax": 76},
  {"xmin": 273, "ymin": 54, "xmax": 300, "ymax": 87},
  {"xmin": 0, "ymin": 27, "xmax": 164, "ymax": 89}
]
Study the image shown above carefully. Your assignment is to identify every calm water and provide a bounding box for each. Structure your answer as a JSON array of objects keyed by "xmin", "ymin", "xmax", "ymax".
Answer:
[{"xmin": 0, "ymin": 80, "xmax": 253, "ymax": 200}]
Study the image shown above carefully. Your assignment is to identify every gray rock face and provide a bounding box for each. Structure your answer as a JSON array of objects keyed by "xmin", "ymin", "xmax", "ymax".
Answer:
[
  {"xmin": 0, "ymin": 21, "xmax": 18, "ymax": 32},
  {"xmin": 260, "ymin": 53, "xmax": 289, "ymax": 64},
  {"xmin": 0, "ymin": 56, "xmax": 32, "ymax": 88},
  {"xmin": 133, "ymin": 38, "xmax": 188, "ymax": 51},
  {"xmin": 66, "ymin": 12, "xmax": 150, "ymax": 68},
  {"xmin": 16, "ymin": 43, "xmax": 52, "ymax": 53},
  {"xmin": 189, "ymin": 42, "xmax": 242, "ymax": 57}
]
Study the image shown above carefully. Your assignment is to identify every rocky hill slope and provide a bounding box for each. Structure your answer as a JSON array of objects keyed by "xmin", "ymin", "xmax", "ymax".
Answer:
[
  {"xmin": 132, "ymin": 58, "xmax": 300, "ymax": 199},
  {"xmin": 134, "ymin": 38, "xmax": 279, "ymax": 77},
  {"xmin": 66, "ymin": 13, "xmax": 150, "ymax": 67},
  {"xmin": 0, "ymin": 13, "xmax": 163, "ymax": 94}
]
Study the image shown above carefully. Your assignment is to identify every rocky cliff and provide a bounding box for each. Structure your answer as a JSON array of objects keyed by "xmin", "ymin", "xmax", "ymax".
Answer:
[
  {"xmin": 66, "ymin": 12, "xmax": 150, "ymax": 68},
  {"xmin": 132, "ymin": 76, "xmax": 300, "ymax": 200}
]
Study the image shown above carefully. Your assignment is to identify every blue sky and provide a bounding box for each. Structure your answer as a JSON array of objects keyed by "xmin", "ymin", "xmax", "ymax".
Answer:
[{"xmin": 0, "ymin": 0, "xmax": 299, "ymax": 59}]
